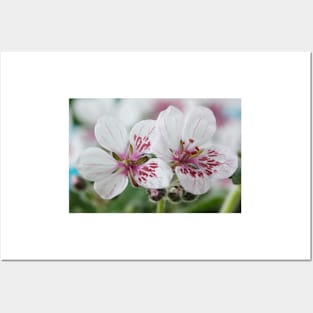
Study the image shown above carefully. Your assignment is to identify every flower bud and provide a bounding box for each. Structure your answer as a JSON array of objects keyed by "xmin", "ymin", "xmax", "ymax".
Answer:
[
  {"xmin": 71, "ymin": 175, "xmax": 87, "ymax": 191},
  {"xmin": 147, "ymin": 188, "xmax": 166, "ymax": 202},
  {"xmin": 167, "ymin": 185, "xmax": 183, "ymax": 203},
  {"xmin": 182, "ymin": 190, "xmax": 198, "ymax": 202}
]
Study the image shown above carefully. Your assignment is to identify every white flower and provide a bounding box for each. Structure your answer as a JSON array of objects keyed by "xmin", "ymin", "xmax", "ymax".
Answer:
[
  {"xmin": 152, "ymin": 106, "xmax": 238, "ymax": 195},
  {"xmin": 77, "ymin": 116, "xmax": 173, "ymax": 199}
]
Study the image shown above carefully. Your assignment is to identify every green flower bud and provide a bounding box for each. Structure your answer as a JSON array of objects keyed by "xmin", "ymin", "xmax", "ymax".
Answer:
[
  {"xmin": 72, "ymin": 176, "xmax": 87, "ymax": 191},
  {"xmin": 167, "ymin": 185, "xmax": 183, "ymax": 203},
  {"xmin": 147, "ymin": 189, "xmax": 166, "ymax": 202},
  {"xmin": 182, "ymin": 190, "xmax": 198, "ymax": 202}
]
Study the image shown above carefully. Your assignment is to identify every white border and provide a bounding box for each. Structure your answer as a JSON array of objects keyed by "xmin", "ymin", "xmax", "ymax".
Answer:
[{"xmin": 0, "ymin": 52, "xmax": 311, "ymax": 260}]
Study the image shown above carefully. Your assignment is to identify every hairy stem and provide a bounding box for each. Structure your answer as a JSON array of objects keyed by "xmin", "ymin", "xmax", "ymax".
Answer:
[
  {"xmin": 156, "ymin": 199, "xmax": 165, "ymax": 213},
  {"xmin": 220, "ymin": 185, "xmax": 241, "ymax": 213}
]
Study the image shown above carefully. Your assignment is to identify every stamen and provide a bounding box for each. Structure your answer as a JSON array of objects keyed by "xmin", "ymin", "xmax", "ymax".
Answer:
[
  {"xmin": 125, "ymin": 159, "xmax": 131, "ymax": 166},
  {"xmin": 112, "ymin": 152, "xmax": 122, "ymax": 161},
  {"xmin": 129, "ymin": 144, "xmax": 133, "ymax": 156},
  {"xmin": 128, "ymin": 170, "xmax": 139, "ymax": 187},
  {"xmin": 186, "ymin": 163, "xmax": 198, "ymax": 169},
  {"xmin": 179, "ymin": 140, "xmax": 184, "ymax": 152},
  {"xmin": 189, "ymin": 149, "xmax": 203, "ymax": 159},
  {"xmin": 134, "ymin": 156, "xmax": 149, "ymax": 166}
]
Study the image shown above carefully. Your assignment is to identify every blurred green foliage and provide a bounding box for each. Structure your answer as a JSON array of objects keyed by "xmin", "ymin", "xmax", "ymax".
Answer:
[{"xmin": 69, "ymin": 184, "xmax": 235, "ymax": 213}]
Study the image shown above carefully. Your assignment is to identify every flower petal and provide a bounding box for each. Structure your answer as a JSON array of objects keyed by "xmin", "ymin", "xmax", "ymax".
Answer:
[
  {"xmin": 129, "ymin": 120, "xmax": 156, "ymax": 154},
  {"xmin": 175, "ymin": 166, "xmax": 211, "ymax": 195},
  {"xmin": 94, "ymin": 172, "xmax": 128, "ymax": 199},
  {"xmin": 134, "ymin": 159, "xmax": 173, "ymax": 189},
  {"xmin": 151, "ymin": 133, "xmax": 173, "ymax": 163},
  {"xmin": 95, "ymin": 115, "xmax": 129, "ymax": 155},
  {"xmin": 156, "ymin": 106, "xmax": 184, "ymax": 151},
  {"xmin": 76, "ymin": 147, "xmax": 117, "ymax": 181},
  {"xmin": 197, "ymin": 145, "xmax": 238, "ymax": 179},
  {"xmin": 182, "ymin": 106, "xmax": 216, "ymax": 149}
]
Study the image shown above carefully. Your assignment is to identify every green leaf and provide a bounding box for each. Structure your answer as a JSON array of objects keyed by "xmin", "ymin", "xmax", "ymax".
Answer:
[{"xmin": 231, "ymin": 159, "xmax": 241, "ymax": 185}]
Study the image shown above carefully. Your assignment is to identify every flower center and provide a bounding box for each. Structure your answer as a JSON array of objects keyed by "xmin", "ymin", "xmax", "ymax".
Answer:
[
  {"xmin": 113, "ymin": 143, "xmax": 150, "ymax": 179},
  {"xmin": 171, "ymin": 139, "xmax": 203, "ymax": 169}
]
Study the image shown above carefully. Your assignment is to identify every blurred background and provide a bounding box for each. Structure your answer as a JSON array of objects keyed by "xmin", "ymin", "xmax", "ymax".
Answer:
[{"xmin": 69, "ymin": 99, "xmax": 241, "ymax": 213}]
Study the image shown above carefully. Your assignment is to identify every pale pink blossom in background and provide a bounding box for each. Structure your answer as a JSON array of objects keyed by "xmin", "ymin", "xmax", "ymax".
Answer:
[
  {"xmin": 73, "ymin": 99, "xmax": 116, "ymax": 126},
  {"xmin": 73, "ymin": 98, "xmax": 151, "ymax": 129}
]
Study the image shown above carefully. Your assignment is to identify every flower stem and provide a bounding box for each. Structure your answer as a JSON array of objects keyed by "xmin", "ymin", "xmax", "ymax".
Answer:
[
  {"xmin": 220, "ymin": 185, "xmax": 241, "ymax": 213},
  {"xmin": 156, "ymin": 199, "xmax": 165, "ymax": 213}
]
